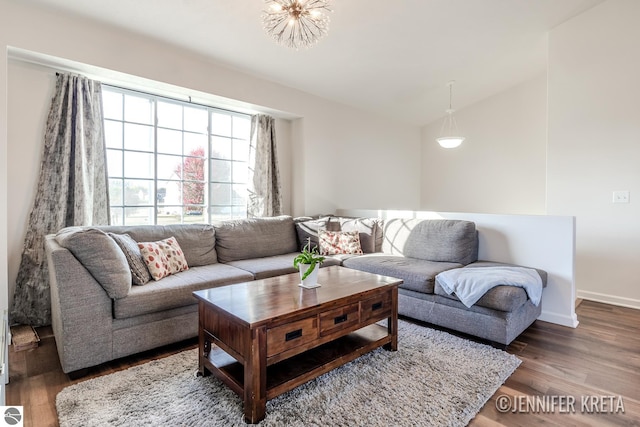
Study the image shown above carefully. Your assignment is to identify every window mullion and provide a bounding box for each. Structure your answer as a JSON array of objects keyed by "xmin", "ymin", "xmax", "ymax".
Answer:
[
  {"xmin": 153, "ymin": 98, "xmax": 158, "ymax": 225},
  {"xmin": 181, "ymin": 104, "xmax": 185, "ymax": 224},
  {"xmin": 207, "ymin": 111, "xmax": 212, "ymax": 223}
]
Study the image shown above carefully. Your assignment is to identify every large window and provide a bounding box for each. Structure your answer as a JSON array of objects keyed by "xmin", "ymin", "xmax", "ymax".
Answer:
[{"xmin": 102, "ymin": 87, "xmax": 251, "ymax": 225}]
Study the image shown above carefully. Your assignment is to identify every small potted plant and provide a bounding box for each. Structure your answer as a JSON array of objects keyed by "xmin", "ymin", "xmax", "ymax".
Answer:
[{"xmin": 293, "ymin": 238, "xmax": 325, "ymax": 288}]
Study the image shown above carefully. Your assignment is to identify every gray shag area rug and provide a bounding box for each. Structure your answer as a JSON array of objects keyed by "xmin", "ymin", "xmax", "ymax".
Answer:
[{"xmin": 56, "ymin": 320, "xmax": 520, "ymax": 426}]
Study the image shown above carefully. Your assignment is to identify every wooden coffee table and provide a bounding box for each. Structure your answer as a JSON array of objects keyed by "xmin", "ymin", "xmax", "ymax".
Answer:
[{"xmin": 193, "ymin": 265, "xmax": 401, "ymax": 423}]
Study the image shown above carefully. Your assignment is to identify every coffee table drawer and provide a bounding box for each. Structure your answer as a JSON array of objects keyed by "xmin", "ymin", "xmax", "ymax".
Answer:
[
  {"xmin": 360, "ymin": 291, "xmax": 392, "ymax": 323},
  {"xmin": 267, "ymin": 316, "xmax": 318, "ymax": 357},
  {"xmin": 319, "ymin": 303, "xmax": 360, "ymax": 336}
]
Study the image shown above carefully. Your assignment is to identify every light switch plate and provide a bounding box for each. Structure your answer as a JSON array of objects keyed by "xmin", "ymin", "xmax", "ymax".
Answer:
[{"xmin": 613, "ymin": 190, "xmax": 630, "ymax": 204}]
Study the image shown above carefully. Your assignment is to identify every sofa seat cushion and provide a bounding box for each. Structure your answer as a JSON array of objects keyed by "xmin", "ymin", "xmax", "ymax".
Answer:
[
  {"xmin": 400, "ymin": 288, "xmax": 505, "ymax": 319},
  {"xmin": 433, "ymin": 260, "xmax": 548, "ymax": 312},
  {"xmin": 214, "ymin": 216, "xmax": 298, "ymax": 263},
  {"xmin": 323, "ymin": 254, "xmax": 362, "ymax": 264},
  {"xmin": 226, "ymin": 253, "xmax": 341, "ymax": 280},
  {"xmin": 434, "ymin": 282, "xmax": 528, "ymax": 312},
  {"xmin": 113, "ymin": 264, "xmax": 253, "ymax": 319},
  {"xmin": 343, "ymin": 254, "xmax": 461, "ymax": 294},
  {"xmin": 466, "ymin": 261, "xmax": 548, "ymax": 286}
]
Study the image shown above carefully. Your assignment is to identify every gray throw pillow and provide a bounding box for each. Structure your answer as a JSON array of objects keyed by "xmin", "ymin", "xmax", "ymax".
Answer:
[
  {"xmin": 56, "ymin": 227, "xmax": 132, "ymax": 298},
  {"xmin": 108, "ymin": 233, "xmax": 152, "ymax": 285}
]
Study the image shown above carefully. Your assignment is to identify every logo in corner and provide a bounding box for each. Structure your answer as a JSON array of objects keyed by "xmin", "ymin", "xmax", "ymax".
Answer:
[{"xmin": 3, "ymin": 407, "xmax": 23, "ymax": 426}]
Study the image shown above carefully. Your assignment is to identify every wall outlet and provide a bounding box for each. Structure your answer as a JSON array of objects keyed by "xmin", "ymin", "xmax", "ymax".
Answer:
[{"xmin": 612, "ymin": 190, "xmax": 630, "ymax": 204}]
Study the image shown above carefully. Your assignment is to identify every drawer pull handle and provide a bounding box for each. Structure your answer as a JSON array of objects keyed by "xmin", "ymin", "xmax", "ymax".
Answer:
[
  {"xmin": 334, "ymin": 314, "xmax": 348, "ymax": 324},
  {"xmin": 285, "ymin": 329, "xmax": 303, "ymax": 341},
  {"xmin": 372, "ymin": 302, "xmax": 383, "ymax": 311}
]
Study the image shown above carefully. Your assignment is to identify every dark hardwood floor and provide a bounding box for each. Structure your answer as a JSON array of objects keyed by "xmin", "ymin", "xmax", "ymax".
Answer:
[{"xmin": 7, "ymin": 300, "xmax": 640, "ymax": 427}]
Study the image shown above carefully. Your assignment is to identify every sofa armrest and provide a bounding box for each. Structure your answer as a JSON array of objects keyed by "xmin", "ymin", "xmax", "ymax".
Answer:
[{"xmin": 46, "ymin": 235, "xmax": 114, "ymax": 373}]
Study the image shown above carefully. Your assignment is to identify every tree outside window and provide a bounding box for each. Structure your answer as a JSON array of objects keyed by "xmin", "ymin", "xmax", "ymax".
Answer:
[{"xmin": 174, "ymin": 147, "xmax": 205, "ymax": 215}]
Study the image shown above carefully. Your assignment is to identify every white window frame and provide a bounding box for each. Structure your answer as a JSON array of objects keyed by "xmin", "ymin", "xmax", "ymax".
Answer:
[{"xmin": 102, "ymin": 86, "xmax": 251, "ymax": 226}]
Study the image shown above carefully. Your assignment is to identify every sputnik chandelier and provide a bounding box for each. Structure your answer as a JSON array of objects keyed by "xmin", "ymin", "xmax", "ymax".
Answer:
[{"xmin": 262, "ymin": 0, "xmax": 332, "ymax": 49}]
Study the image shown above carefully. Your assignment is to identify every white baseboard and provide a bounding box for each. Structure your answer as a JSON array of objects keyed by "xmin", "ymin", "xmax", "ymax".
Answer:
[
  {"xmin": 577, "ymin": 290, "xmax": 640, "ymax": 310},
  {"xmin": 538, "ymin": 310, "xmax": 579, "ymax": 328}
]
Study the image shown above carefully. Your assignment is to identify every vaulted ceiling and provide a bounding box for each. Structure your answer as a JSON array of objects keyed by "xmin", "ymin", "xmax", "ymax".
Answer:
[{"xmin": 24, "ymin": 0, "xmax": 603, "ymax": 126}]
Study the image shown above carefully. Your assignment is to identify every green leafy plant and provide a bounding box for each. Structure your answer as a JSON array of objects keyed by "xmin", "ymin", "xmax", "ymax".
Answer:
[{"xmin": 293, "ymin": 238, "xmax": 326, "ymax": 280}]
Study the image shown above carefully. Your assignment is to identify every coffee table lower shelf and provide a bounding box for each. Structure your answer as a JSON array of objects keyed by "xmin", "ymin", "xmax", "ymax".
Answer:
[{"xmin": 202, "ymin": 323, "xmax": 390, "ymax": 401}]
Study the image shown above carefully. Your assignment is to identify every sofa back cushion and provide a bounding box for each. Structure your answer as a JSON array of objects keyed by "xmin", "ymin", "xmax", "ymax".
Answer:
[
  {"xmin": 338, "ymin": 217, "xmax": 384, "ymax": 253},
  {"xmin": 56, "ymin": 227, "xmax": 132, "ymax": 298},
  {"xmin": 295, "ymin": 216, "xmax": 383, "ymax": 253},
  {"xmin": 382, "ymin": 219, "xmax": 478, "ymax": 265},
  {"xmin": 295, "ymin": 217, "xmax": 330, "ymax": 251},
  {"xmin": 97, "ymin": 224, "xmax": 217, "ymax": 267},
  {"xmin": 214, "ymin": 215, "xmax": 298, "ymax": 263}
]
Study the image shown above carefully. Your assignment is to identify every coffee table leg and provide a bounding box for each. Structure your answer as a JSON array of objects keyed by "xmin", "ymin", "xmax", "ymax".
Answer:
[
  {"xmin": 244, "ymin": 326, "xmax": 267, "ymax": 423},
  {"xmin": 198, "ymin": 308, "xmax": 211, "ymax": 377},
  {"xmin": 384, "ymin": 286, "xmax": 398, "ymax": 351}
]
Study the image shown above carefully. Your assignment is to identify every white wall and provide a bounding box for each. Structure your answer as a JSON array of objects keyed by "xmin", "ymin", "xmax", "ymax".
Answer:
[
  {"xmin": 419, "ymin": 1, "xmax": 640, "ymax": 311},
  {"xmin": 421, "ymin": 74, "xmax": 547, "ymax": 215},
  {"xmin": 547, "ymin": 0, "xmax": 640, "ymax": 309},
  {"xmin": 300, "ymin": 102, "xmax": 421, "ymax": 215},
  {"xmin": 1, "ymin": 0, "xmax": 421, "ymax": 315}
]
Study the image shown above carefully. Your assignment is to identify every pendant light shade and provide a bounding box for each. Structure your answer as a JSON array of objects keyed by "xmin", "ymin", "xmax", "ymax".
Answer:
[{"xmin": 437, "ymin": 81, "xmax": 465, "ymax": 148}]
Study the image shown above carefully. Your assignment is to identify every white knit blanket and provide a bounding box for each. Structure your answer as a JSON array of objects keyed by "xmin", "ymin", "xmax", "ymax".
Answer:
[{"xmin": 436, "ymin": 266, "xmax": 543, "ymax": 308}]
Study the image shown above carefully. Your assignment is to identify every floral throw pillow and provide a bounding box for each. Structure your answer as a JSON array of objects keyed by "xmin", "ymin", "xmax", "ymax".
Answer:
[
  {"xmin": 319, "ymin": 230, "xmax": 363, "ymax": 255},
  {"xmin": 138, "ymin": 237, "xmax": 189, "ymax": 281}
]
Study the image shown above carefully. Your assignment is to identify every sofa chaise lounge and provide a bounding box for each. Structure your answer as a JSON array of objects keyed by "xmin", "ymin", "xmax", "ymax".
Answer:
[{"xmin": 342, "ymin": 218, "xmax": 547, "ymax": 345}]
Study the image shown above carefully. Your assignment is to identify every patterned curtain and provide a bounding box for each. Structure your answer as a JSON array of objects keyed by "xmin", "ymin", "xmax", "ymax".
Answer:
[
  {"xmin": 10, "ymin": 73, "xmax": 110, "ymax": 327},
  {"xmin": 247, "ymin": 114, "xmax": 283, "ymax": 217}
]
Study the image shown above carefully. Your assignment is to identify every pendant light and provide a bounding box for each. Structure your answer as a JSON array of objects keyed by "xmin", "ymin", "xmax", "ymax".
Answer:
[{"xmin": 436, "ymin": 81, "xmax": 465, "ymax": 148}]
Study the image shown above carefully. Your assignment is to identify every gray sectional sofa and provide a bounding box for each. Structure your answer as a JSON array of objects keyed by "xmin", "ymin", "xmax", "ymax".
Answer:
[{"xmin": 46, "ymin": 214, "xmax": 545, "ymax": 374}]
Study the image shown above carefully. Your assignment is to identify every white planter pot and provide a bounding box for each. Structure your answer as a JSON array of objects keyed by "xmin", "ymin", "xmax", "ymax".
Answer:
[{"xmin": 298, "ymin": 263, "xmax": 320, "ymax": 289}]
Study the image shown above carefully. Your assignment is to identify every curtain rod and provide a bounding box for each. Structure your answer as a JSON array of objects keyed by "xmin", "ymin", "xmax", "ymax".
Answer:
[
  {"xmin": 9, "ymin": 47, "xmax": 295, "ymax": 120},
  {"xmin": 102, "ymin": 82, "xmax": 253, "ymax": 117},
  {"xmin": 53, "ymin": 70, "xmax": 254, "ymax": 117}
]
